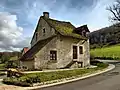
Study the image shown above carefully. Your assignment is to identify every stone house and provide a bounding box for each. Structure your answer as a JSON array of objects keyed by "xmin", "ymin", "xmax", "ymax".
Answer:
[{"xmin": 20, "ymin": 12, "xmax": 90, "ymax": 70}]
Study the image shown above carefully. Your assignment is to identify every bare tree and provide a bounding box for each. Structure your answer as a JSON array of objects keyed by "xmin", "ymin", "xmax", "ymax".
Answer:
[{"xmin": 107, "ymin": 0, "xmax": 120, "ymax": 22}]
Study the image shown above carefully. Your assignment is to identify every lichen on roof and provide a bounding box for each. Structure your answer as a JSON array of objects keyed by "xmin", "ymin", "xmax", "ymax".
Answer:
[{"xmin": 42, "ymin": 16, "xmax": 87, "ymax": 39}]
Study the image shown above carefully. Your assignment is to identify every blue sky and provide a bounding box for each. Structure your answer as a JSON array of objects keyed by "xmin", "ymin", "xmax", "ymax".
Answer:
[{"xmin": 0, "ymin": 0, "xmax": 115, "ymax": 51}]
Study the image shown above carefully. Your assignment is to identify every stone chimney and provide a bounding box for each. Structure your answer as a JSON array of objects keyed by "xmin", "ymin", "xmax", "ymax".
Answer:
[{"xmin": 43, "ymin": 12, "xmax": 49, "ymax": 18}]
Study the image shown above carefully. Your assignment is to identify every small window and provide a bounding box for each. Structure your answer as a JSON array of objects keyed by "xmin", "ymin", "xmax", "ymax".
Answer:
[
  {"xmin": 43, "ymin": 28, "xmax": 45, "ymax": 33},
  {"xmin": 50, "ymin": 50, "xmax": 57, "ymax": 60},
  {"xmin": 79, "ymin": 46, "xmax": 83, "ymax": 54},
  {"xmin": 36, "ymin": 33, "xmax": 38, "ymax": 41},
  {"xmin": 82, "ymin": 31, "xmax": 86, "ymax": 37}
]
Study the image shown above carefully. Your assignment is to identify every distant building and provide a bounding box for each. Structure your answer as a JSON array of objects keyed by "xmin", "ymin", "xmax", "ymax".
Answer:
[
  {"xmin": 21, "ymin": 47, "xmax": 29, "ymax": 56},
  {"xmin": 20, "ymin": 12, "xmax": 90, "ymax": 70}
]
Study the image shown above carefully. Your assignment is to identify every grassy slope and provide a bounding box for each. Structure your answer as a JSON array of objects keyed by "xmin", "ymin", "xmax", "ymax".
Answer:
[{"xmin": 90, "ymin": 44, "xmax": 120, "ymax": 59}]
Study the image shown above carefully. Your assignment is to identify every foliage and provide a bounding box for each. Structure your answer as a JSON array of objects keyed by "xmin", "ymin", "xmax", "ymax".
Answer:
[
  {"xmin": 90, "ymin": 44, "xmax": 120, "ymax": 60},
  {"xmin": 3, "ymin": 63, "xmax": 108, "ymax": 87},
  {"xmin": 96, "ymin": 63, "xmax": 108, "ymax": 68},
  {"xmin": 0, "ymin": 72, "xmax": 6, "ymax": 76},
  {"xmin": 90, "ymin": 23, "xmax": 120, "ymax": 49},
  {"xmin": 107, "ymin": 0, "xmax": 120, "ymax": 22},
  {"xmin": 10, "ymin": 56, "xmax": 18, "ymax": 61},
  {"xmin": 0, "ymin": 52, "xmax": 21, "ymax": 64},
  {"xmin": 3, "ymin": 77, "xmax": 32, "ymax": 87},
  {"xmin": 0, "ymin": 64, "xmax": 5, "ymax": 71},
  {"xmin": 3, "ymin": 75, "xmax": 41, "ymax": 87},
  {"xmin": 0, "ymin": 55, "xmax": 10, "ymax": 63},
  {"xmin": 5, "ymin": 61, "xmax": 18, "ymax": 68}
]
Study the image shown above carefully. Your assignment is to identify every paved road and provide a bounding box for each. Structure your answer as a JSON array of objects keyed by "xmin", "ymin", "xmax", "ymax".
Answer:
[{"xmin": 40, "ymin": 61, "xmax": 120, "ymax": 90}]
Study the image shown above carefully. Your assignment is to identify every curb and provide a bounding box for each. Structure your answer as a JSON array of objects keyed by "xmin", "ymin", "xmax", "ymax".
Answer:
[{"xmin": 24, "ymin": 64, "xmax": 115, "ymax": 90}]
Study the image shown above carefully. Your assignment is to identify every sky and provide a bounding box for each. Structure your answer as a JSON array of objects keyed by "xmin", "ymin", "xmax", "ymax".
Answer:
[{"xmin": 0, "ymin": 0, "xmax": 115, "ymax": 52}]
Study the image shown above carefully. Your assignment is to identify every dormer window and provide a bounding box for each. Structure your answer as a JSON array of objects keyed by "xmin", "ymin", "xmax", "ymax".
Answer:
[{"xmin": 82, "ymin": 30, "xmax": 86, "ymax": 37}]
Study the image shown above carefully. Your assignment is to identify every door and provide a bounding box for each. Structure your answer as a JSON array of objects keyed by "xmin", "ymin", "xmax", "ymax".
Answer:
[{"xmin": 73, "ymin": 46, "xmax": 77, "ymax": 59}]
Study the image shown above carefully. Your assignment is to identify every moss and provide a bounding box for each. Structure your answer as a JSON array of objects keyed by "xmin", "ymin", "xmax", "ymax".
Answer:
[{"xmin": 42, "ymin": 17, "xmax": 87, "ymax": 40}]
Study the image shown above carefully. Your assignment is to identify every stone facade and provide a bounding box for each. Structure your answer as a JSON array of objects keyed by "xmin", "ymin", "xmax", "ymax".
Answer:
[
  {"xmin": 31, "ymin": 16, "xmax": 56, "ymax": 47},
  {"xmin": 33, "ymin": 35, "xmax": 90, "ymax": 69},
  {"xmin": 20, "ymin": 12, "xmax": 90, "ymax": 70},
  {"xmin": 20, "ymin": 60, "xmax": 34, "ymax": 69}
]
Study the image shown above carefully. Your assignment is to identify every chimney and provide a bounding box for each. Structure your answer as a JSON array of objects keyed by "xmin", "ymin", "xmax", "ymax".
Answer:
[{"xmin": 43, "ymin": 12, "xmax": 49, "ymax": 18}]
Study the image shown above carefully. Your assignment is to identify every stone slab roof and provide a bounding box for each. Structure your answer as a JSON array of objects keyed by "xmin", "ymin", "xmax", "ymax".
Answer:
[{"xmin": 42, "ymin": 16, "xmax": 87, "ymax": 40}]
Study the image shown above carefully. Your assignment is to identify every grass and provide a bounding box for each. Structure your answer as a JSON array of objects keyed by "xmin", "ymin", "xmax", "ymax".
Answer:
[
  {"xmin": 90, "ymin": 44, "xmax": 120, "ymax": 60},
  {"xmin": 0, "ymin": 72, "xmax": 6, "ymax": 76},
  {"xmin": 0, "ymin": 64, "xmax": 6, "ymax": 71},
  {"xmin": 3, "ymin": 63, "xmax": 108, "ymax": 87}
]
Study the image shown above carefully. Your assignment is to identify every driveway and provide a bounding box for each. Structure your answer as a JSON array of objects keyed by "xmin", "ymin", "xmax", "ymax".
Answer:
[{"xmin": 40, "ymin": 61, "xmax": 120, "ymax": 90}]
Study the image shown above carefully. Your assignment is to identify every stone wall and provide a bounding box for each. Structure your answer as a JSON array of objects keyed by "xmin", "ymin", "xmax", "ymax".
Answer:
[
  {"xmin": 31, "ymin": 18, "xmax": 56, "ymax": 47},
  {"xmin": 34, "ymin": 36, "xmax": 58, "ymax": 69},
  {"xmin": 34, "ymin": 35, "xmax": 90, "ymax": 69},
  {"xmin": 56, "ymin": 36, "xmax": 90, "ymax": 68},
  {"xmin": 20, "ymin": 60, "xmax": 35, "ymax": 70}
]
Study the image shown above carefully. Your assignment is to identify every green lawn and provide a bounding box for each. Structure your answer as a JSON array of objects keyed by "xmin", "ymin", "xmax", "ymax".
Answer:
[{"xmin": 90, "ymin": 44, "xmax": 120, "ymax": 60}]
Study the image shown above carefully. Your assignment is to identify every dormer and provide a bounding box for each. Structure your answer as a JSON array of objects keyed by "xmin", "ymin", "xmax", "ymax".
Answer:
[{"xmin": 74, "ymin": 25, "xmax": 90, "ymax": 38}]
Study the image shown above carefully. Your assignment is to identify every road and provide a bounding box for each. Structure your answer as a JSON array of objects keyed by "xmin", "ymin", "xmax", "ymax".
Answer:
[{"xmin": 39, "ymin": 61, "xmax": 120, "ymax": 90}]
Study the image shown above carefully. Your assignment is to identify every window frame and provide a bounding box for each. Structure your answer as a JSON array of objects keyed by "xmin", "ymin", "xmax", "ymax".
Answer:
[
  {"xmin": 50, "ymin": 50, "xmax": 57, "ymax": 60},
  {"xmin": 35, "ymin": 32, "xmax": 38, "ymax": 41},
  {"xmin": 43, "ymin": 28, "xmax": 45, "ymax": 34},
  {"xmin": 79, "ymin": 46, "xmax": 83, "ymax": 54},
  {"xmin": 73, "ymin": 46, "xmax": 78, "ymax": 59}
]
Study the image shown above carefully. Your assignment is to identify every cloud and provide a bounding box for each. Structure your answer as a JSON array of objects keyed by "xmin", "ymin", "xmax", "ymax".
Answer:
[
  {"xmin": 0, "ymin": 0, "xmax": 115, "ymax": 33},
  {"xmin": 84, "ymin": 0, "xmax": 115, "ymax": 31},
  {"xmin": 25, "ymin": 0, "xmax": 115, "ymax": 32},
  {"xmin": 0, "ymin": 0, "xmax": 117, "ymax": 52},
  {"xmin": 0, "ymin": 12, "xmax": 31, "ymax": 52}
]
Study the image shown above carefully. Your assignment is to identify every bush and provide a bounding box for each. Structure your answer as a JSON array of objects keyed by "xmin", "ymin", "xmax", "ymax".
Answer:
[
  {"xmin": 90, "ymin": 60, "xmax": 102, "ymax": 65},
  {"xmin": 96, "ymin": 63, "xmax": 108, "ymax": 68},
  {"xmin": 0, "ymin": 72, "xmax": 6, "ymax": 76},
  {"xmin": 90, "ymin": 54, "xmax": 95, "ymax": 61},
  {"xmin": 94, "ymin": 56, "xmax": 120, "ymax": 60},
  {"xmin": 3, "ymin": 75, "xmax": 41, "ymax": 87}
]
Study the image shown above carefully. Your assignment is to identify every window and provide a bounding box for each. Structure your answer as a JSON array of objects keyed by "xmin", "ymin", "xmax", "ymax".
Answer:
[
  {"xmin": 73, "ymin": 46, "xmax": 77, "ymax": 59},
  {"xmin": 43, "ymin": 28, "xmax": 45, "ymax": 33},
  {"xmin": 79, "ymin": 46, "xmax": 83, "ymax": 54},
  {"xmin": 82, "ymin": 31, "xmax": 86, "ymax": 37},
  {"xmin": 36, "ymin": 33, "xmax": 38, "ymax": 41},
  {"xmin": 50, "ymin": 50, "xmax": 57, "ymax": 60}
]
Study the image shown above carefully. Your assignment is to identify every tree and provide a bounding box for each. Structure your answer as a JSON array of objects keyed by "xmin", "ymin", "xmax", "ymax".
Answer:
[
  {"xmin": 0, "ymin": 54, "xmax": 10, "ymax": 63},
  {"xmin": 107, "ymin": 0, "xmax": 120, "ymax": 22}
]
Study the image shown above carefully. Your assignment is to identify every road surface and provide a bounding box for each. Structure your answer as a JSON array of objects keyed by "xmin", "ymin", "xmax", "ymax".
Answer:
[{"xmin": 39, "ymin": 61, "xmax": 120, "ymax": 90}]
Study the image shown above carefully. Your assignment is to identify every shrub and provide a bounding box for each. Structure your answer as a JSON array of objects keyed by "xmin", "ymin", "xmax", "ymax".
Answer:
[
  {"xmin": 96, "ymin": 63, "xmax": 108, "ymax": 68},
  {"xmin": 3, "ymin": 75, "xmax": 41, "ymax": 87},
  {"xmin": 0, "ymin": 72, "xmax": 6, "ymax": 76}
]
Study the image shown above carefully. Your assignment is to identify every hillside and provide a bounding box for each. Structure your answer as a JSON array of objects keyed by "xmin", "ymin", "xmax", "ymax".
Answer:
[
  {"xmin": 90, "ymin": 44, "xmax": 120, "ymax": 60},
  {"xmin": 90, "ymin": 24, "xmax": 120, "ymax": 49}
]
